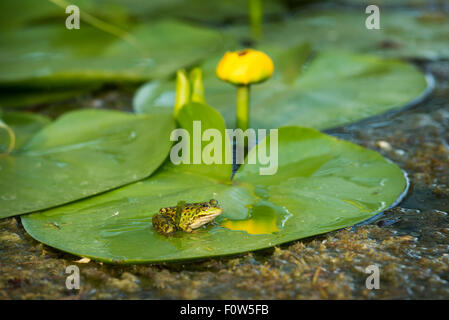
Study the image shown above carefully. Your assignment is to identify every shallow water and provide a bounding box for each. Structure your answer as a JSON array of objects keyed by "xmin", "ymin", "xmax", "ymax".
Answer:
[{"xmin": 221, "ymin": 199, "xmax": 293, "ymax": 235}]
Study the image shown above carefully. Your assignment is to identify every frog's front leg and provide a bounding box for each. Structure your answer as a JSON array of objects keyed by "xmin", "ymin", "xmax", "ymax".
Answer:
[{"xmin": 177, "ymin": 222, "xmax": 194, "ymax": 233}]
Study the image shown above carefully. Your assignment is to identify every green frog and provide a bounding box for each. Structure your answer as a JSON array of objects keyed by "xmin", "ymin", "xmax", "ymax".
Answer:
[{"xmin": 152, "ymin": 199, "xmax": 222, "ymax": 236}]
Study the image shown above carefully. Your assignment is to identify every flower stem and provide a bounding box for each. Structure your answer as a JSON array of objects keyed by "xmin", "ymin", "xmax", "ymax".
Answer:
[
  {"xmin": 249, "ymin": 0, "xmax": 263, "ymax": 40},
  {"xmin": 0, "ymin": 118, "xmax": 15, "ymax": 157},
  {"xmin": 236, "ymin": 85, "xmax": 250, "ymax": 131}
]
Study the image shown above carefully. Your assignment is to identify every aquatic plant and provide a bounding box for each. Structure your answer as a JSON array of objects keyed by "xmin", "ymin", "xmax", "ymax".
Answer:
[{"xmin": 216, "ymin": 49, "xmax": 274, "ymax": 131}]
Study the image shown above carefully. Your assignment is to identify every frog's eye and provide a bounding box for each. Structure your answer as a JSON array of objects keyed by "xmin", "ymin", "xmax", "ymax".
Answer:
[{"xmin": 209, "ymin": 199, "xmax": 218, "ymax": 206}]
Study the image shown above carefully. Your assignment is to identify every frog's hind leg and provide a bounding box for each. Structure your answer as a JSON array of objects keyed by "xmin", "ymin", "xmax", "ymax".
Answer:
[{"xmin": 152, "ymin": 214, "xmax": 177, "ymax": 236}]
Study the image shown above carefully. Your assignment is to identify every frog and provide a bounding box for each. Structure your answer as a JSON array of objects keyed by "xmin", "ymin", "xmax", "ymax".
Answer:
[{"xmin": 152, "ymin": 199, "xmax": 222, "ymax": 236}]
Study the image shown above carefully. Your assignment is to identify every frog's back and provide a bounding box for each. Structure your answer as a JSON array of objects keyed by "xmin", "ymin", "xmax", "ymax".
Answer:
[
  {"xmin": 158, "ymin": 206, "xmax": 178, "ymax": 221},
  {"xmin": 159, "ymin": 202, "xmax": 204, "ymax": 217}
]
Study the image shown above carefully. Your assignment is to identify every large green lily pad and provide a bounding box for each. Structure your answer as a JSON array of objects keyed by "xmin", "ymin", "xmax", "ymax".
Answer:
[
  {"xmin": 22, "ymin": 103, "xmax": 407, "ymax": 263},
  {"xmin": 227, "ymin": 9, "xmax": 449, "ymax": 60},
  {"xmin": 340, "ymin": 0, "xmax": 441, "ymax": 9},
  {"xmin": 0, "ymin": 0, "xmax": 285, "ymax": 29},
  {"xmin": 135, "ymin": 49, "xmax": 429, "ymax": 130},
  {"xmin": 0, "ymin": 109, "xmax": 175, "ymax": 218},
  {"xmin": 0, "ymin": 19, "xmax": 224, "ymax": 88}
]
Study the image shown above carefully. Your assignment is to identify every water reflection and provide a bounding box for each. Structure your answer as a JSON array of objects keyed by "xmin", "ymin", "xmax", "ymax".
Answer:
[{"xmin": 221, "ymin": 200, "xmax": 292, "ymax": 235}]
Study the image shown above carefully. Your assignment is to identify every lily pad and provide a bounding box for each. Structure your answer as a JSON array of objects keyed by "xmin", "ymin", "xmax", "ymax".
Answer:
[
  {"xmin": 136, "ymin": 49, "xmax": 429, "ymax": 130},
  {"xmin": 234, "ymin": 9, "xmax": 449, "ymax": 60},
  {"xmin": 22, "ymin": 103, "xmax": 407, "ymax": 263},
  {"xmin": 0, "ymin": 109, "xmax": 175, "ymax": 218},
  {"xmin": 0, "ymin": 0, "xmax": 285, "ymax": 29},
  {"xmin": 0, "ymin": 19, "xmax": 224, "ymax": 88},
  {"xmin": 1, "ymin": 111, "xmax": 51, "ymax": 150},
  {"xmin": 339, "ymin": 0, "xmax": 441, "ymax": 9}
]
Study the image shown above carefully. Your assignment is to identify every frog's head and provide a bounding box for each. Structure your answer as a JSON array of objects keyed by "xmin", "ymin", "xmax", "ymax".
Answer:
[{"xmin": 181, "ymin": 199, "xmax": 223, "ymax": 230}]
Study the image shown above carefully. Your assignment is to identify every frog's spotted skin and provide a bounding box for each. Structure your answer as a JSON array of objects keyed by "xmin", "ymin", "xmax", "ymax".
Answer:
[
  {"xmin": 152, "ymin": 213, "xmax": 176, "ymax": 235},
  {"xmin": 152, "ymin": 199, "xmax": 222, "ymax": 236}
]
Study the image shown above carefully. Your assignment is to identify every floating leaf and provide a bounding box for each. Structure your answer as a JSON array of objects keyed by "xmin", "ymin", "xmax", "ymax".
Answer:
[
  {"xmin": 133, "ymin": 81, "xmax": 179, "ymax": 116},
  {"xmin": 341, "ymin": 0, "xmax": 433, "ymax": 5},
  {"xmin": 135, "ymin": 50, "xmax": 429, "ymax": 130},
  {"xmin": 0, "ymin": 0, "xmax": 62, "ymax": 29},
  {"xmin": 0, "ymin": 20, "xmax": 224, "ymax": 88},
  {"xmin": 0, "ymin": 0, "xmax": 286, "ymax": 29},
  {"xmin": 0, "ymin": 118, "xmax": 15, "ymax": 156},
  {"xmin": 0, "ymin": 109, "xmax": 175, "ymax": 218},
  {"xmin": 22, "ymin": 103, "xmax": 407, "ymax": 263},
  {"xmin": 243, "ymin": 9, "xmax": 449, "ymax": 60},
  {"xmin": 1, "ymin": 112, "xmax": 51, "ymax": 149}
]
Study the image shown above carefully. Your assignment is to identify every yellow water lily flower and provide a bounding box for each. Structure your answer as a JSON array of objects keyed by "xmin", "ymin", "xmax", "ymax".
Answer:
[
  {"xmin": 221, "ymin": 217, "xmax": 278, "ymax": 235},
  {"xmin": 216, "ymin": 49, "xmax": 274, "ymax": 131},
  {"xmin": 216, "ymin": 49, "xmax": 274, "ymax": 85}
]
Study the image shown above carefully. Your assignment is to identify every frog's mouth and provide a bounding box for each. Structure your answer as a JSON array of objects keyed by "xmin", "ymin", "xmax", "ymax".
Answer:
[{"xmin": 190, "ymin": 208, "xmax": 223, "ymax": 229}]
